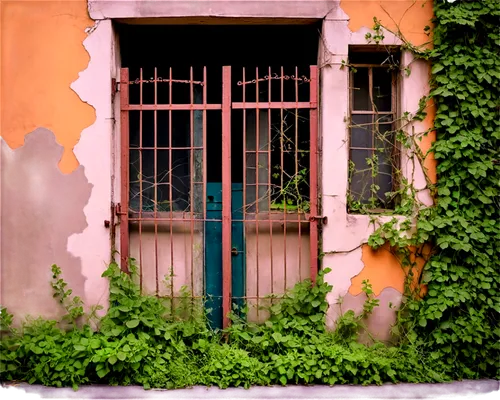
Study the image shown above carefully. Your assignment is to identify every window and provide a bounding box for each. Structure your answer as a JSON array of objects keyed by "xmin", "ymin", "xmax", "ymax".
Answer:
[{"xmin": 348, "ymin": 50, "xmax": 400, "ymax": 212}]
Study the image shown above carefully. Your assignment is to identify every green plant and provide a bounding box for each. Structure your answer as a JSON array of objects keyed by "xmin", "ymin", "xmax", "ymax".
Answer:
[
  {"xmin": 399, "ymin": 0, "xmax": 500, "ymax": 379},
  {"xmin": 357, "ymin": 0, "xmax": 500, "ymax": 380},
  {"xmin": 50, "ymin": 264, "xmax": 84, "ymax": 325},
  {"xmin": 0, "ymin": 262, "xmax": 446, "ymax": 389},
  {"xmin": 334, "ymin": 280, "xmax": 380, "ymax": 344},
  {"xmin": 270, "ymin": 167, "xmax": 311, "ymax": 212},
  {"xmin": 2, "ymin": 1, "xmax": 499, "ymax": 388}
]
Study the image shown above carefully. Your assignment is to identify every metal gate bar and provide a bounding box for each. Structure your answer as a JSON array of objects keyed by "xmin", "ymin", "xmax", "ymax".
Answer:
[
  {"xmin": 309, "ymin": 66, "xmax": 319, "ymax": 284},
  {"xmin": 222, "ymin": 66, "xmax": 232, "ymax": 328},
  {"xmin": 119, "ymin": 66, "xmax": 215, "ymax": 318},
  {"xmin": 120, "ymin": 68, "xmax": 130, "ymax": 273}
]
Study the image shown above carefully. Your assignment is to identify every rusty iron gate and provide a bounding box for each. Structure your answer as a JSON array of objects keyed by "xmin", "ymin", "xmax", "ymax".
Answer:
[{"xmin": 119, "ymin": 65, "xmax": 321, "ymax": 328}]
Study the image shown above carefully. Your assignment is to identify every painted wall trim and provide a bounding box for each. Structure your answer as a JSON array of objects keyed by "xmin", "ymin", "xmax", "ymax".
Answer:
[{"xmin": 88, "ymin": 0, "xmax": 341, "ymax": 20}]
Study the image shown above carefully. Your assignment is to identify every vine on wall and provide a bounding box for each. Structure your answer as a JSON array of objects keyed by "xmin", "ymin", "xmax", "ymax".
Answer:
[
  {"xmin": 401, "ymin": 0, "xmax": 500, "ymax": 379},
  {"xmin": 361, "ymin": 0, "xmax": 499, "ymax": 379}
]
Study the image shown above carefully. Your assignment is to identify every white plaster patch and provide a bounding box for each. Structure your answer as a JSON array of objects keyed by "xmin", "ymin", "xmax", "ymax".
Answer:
[
  {"xmin": 324, "ymin": 249, "xmax": 365, "ymax": 302},
  {"xmin": 68, "ymin": 20, "xmax": 114, "ymax": 315},
  {"xmin": 323, "ymin": 248, "xmax": 365, "ymax": 329}
]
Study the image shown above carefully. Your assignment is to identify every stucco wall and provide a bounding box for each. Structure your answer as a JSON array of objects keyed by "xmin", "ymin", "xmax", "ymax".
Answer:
[
  {"xmin": 1, "ymin": 0, "xmax": 435, "ymax": 339},
  {"xmin": 0, "ymin": 0, "xmax": 111, "ymax": 321}
]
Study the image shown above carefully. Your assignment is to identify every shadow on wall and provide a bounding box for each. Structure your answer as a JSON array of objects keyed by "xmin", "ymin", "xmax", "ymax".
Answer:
[{"xmin": 1, "ymin": 128, "xmax": 93, "ymax": 322}]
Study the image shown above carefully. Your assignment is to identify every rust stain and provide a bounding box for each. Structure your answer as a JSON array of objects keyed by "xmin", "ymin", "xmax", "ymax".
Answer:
[
  {"xmin": 349, "ymin": 243, "xmax": 431, "ymax": 297},
  {"xmin": 0, "ymin": 0, "xmax": 95, "ymax": 174},
  {"xmin": 340, "ymin": 0, "xmax": 434, "ymax": 48}
]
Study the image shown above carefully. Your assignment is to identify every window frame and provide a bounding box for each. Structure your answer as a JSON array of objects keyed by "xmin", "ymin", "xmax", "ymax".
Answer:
[{"xmin": 347, "ymin": 54, "xmax": 401, "ymax": 213}]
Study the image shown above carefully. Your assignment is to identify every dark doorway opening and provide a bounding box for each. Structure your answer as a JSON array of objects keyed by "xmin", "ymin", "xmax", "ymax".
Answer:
[{"xmin": 118, "ymin": 23, "xmax": 320, "ymax": 208}]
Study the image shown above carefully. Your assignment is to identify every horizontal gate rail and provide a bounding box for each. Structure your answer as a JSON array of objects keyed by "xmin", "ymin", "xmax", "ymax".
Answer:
[
  {"xmin": 123, "ymin": 104, "xmax": 221, "ymax": 111},
  {"xmin": 232, "ymin": 102, "xmax": 315, "ymax": 109}
]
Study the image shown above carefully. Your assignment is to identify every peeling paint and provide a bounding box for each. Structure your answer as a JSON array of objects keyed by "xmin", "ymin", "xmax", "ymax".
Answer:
[
  {"xmin": 0, "ymin": 128, "xmax": 92, "ymax": 322},
  {"xmin": 336, "ymin": 287, "xmax": 403, "ymax": 343},
  {"xmin": 340, "ymin": 0, "xmax": 434, "ymax": 47},
  {"xmin": 350, "ymin": 244, "xmax": 405, "ymax": 295},
  {"xmin": 349, "ymin": 243, "xmax": 431, "ymax": 297},
  {"xmin": 0, "ymin": 0, "xmax": 437, "ymax": 338},
  {"xmin": 0, "ymin": 0, "xmax": 95, "ymax": 174}
]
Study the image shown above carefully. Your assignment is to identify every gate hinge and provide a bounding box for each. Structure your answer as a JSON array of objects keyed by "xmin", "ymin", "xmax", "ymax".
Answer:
[
  {"xmin": 308, "ymin": 215, "xmax": 328, "ymax": 224},
  {"xmin": 115, "ymin": 203, "xmax": 127, "ymax": 216},
  {"xmin": 112, "ymin": 78, "xmax": 120, "ymax": 94}
]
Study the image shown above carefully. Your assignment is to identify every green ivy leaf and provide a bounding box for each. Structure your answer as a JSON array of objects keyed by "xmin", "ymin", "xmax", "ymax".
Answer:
[{"xmin": 126, "ymin": 320, "xmax": 140, "ymax": 329}]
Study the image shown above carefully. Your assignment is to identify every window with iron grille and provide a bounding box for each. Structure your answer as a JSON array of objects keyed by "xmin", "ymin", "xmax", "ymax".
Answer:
[{"xmin": 348, "ymin": 50, "xmax": 400, "ymax": 212}]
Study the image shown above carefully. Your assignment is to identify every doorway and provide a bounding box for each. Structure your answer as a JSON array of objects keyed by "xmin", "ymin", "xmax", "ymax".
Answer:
[{"xmin": 118, "ymin": 23, "xmax": 321, "ymax": 328}]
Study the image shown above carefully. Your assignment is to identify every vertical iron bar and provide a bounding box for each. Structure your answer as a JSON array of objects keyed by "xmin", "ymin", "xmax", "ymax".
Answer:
[
  {"xmin": 203, "ymin": 67, "xmax": 208, "ymax": 220},
  {"xmin": 119, "ymin": 68, "xmax": 130, "ymax": 273},
  {"xmin": 169, "ymin": 67, "xmax": 174, "ymax": 306},
  {"xmin": 222, "ymin": 66, "xmax": 232, "ymax": 328},
  {"xmin": 154, "ymin": 67, "xmax": 159, "ymax": 295},
  {"xmin": 255, "ymin": 66, "xmax": 260, "ymax": 316},
  {"xmin": 268, "ymin": 66, "xmax": 274, "ymax": 295},
  {"xmin": 139, "ymin": 68, "xmax": 144, "ymax": 290},
  {"xmin": 295, "ymin": 66, "xmax": 301, "ymax": 280},
  {"xmin": 190, "ymin": 66, "xmax": 195, "ymax": 309},
  {"xmin": 309, "ymin": 66, "xmax": 319, "ymax": 283},
  {"xmin": 242, "ymin": 67, "xmax": 246, "ymax": 221},
  {"xmin": 280, "ymin": 66, "xmax": 287, "ymax": 291},
  {"xmin": 242, "ymin": 67, "xmax": 247, "ymax": 313},
  {"xmin": 202, "ymin": 67, "xmax": 208, "ymax": 296}
]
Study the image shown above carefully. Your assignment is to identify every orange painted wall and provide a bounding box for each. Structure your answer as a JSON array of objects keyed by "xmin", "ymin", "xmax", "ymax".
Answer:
[
  {"xmin": 349, "ymin": 243, "xmax": 431, "ymax": 297},
  {"xmin": 0, "ymin": 0, "xmax": 95, "ymax": 173},
  {"xmin": 340, "ymin": 0, "xmax": 433, "ymax": 47}
]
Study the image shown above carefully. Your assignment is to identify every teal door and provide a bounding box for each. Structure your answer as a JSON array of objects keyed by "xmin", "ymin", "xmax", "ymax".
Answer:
[{"xmin": 205, "ymin": 183, "xmax": 245, "ymax": 329}]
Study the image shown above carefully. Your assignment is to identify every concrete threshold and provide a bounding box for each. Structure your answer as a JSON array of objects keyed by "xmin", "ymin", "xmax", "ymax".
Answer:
[{"xmin": 0, "ymin": 380, "xmax": 498, "ymax": 400}]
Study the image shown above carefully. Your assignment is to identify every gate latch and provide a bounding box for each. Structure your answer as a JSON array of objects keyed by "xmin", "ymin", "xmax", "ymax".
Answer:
[
  {"xmin": 115, "ymin": 203, "xmax": 127, "ymax": 216},
  {"xmin": 308, "ymin": 215, "xmax": 328, "ymax": 225}
]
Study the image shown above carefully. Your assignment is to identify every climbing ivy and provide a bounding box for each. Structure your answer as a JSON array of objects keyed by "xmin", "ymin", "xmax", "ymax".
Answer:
[
  {"xmin": 363, "ymin": 0, "xmax": 500, "ymax": 379},
  {"xmin": 401, "ymin": 0, "xmax": 500, "ymax": 379}
]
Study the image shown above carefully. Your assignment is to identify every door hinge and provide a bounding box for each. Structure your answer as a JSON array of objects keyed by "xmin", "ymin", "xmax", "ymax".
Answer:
[
  {"xmin": 111, "ymin": 78, "xmax": 120, "ymax": 95},
  {"xmin": 115, "ymin": 203, "xmax": 127, "ymax": 216}
]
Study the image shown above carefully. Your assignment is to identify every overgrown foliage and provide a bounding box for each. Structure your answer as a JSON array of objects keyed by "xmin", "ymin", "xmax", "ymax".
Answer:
[
  {"xmin": 0, "ymin": 0, "xmax": 498, "ymax": 390},
  {"xmin": 357, "ymin": 0, "xmax": 499, "ymax": 380},
  {"xmin": 399, "ymin": 0, "xmax": 500, "ymax": 380},
  {"xmin": 0, "ymin": 262, "xmax": 444, "ymax": 389}
]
